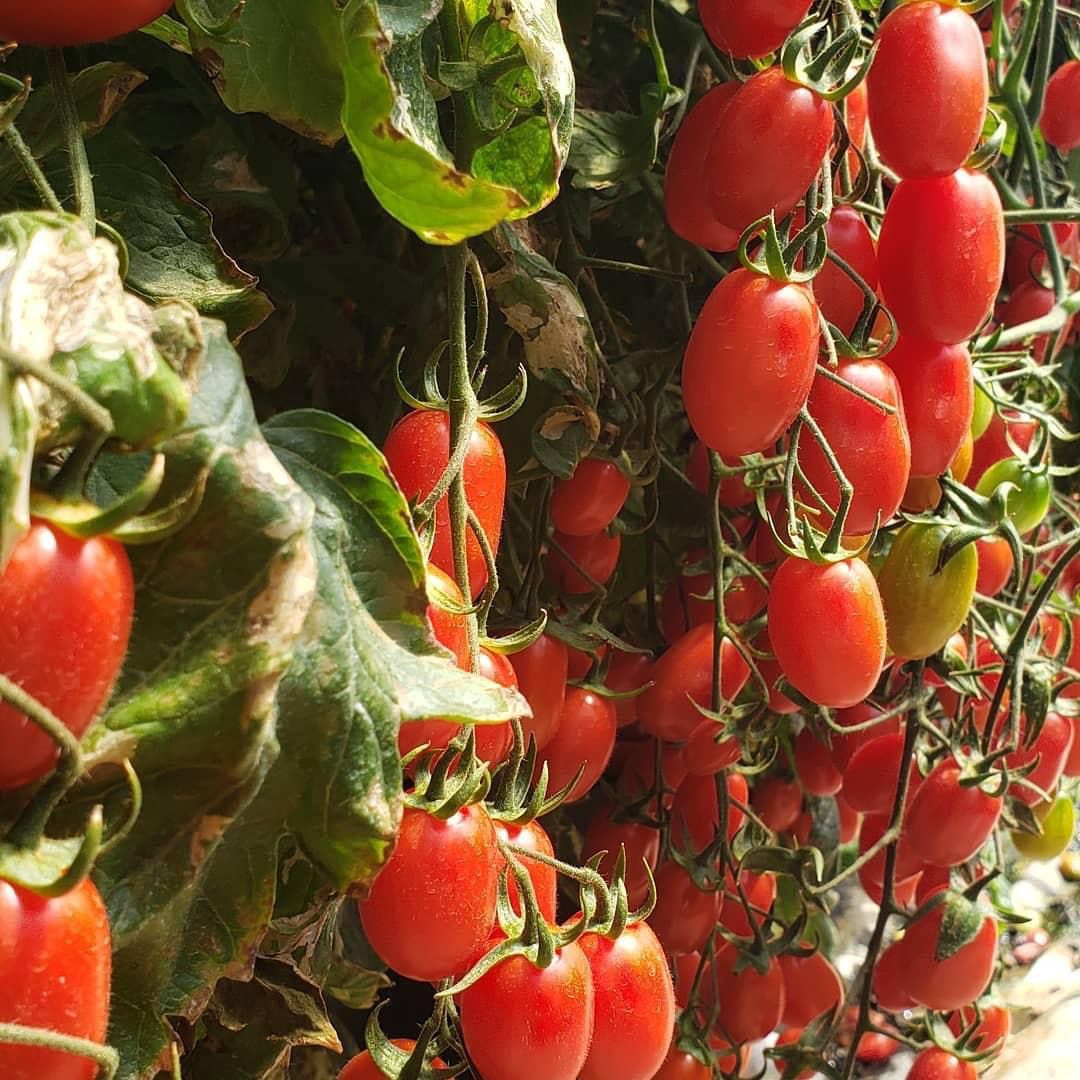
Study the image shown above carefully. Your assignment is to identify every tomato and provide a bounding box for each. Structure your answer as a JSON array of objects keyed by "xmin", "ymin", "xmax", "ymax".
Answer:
[
  {"xmin": 768, "ymin": 557, "xmax": 887, "ymax": 709},
  {"xmin": 778, "ymin": 949, "xmax": 843, "ymax": 1026},
  {"xmin": 699, "ymin": 0, "xmax": 812, "ymax": 59},
  {"xmin": 1012, "ymin": 794, "xmax": 1075, "ymax": 860},
  {"xmin": 1065, "ymin": 714, "xmax": 1080, "ymax": 778},
  {"xmin": 1041, "ymin": 61, "xmax": 1080, "ymax": 153},
  {"xmin": 460, "ymin": 942, "xmax": 594, "ymax": 1080},
  {"xmin": 878, "ymin": 169, "xmax": 1005, "ymax": 345},
  {"xmin": 648, "ymin": 860, "xmax": 719, "ymax": 955},
  {"xmin": 718, "ymin": 868, "xmax": 776, "ymax": 938},
  {"xmin": 752, "ymin": 775, "xmax": 803, "ymax": 832},
  {"xmin": 904, "ymin": 759, "xmax": 1001, "ymax": 867},
  {"xmin": 842, "ymin": 733, "xmax": 912, "ymax": 816},
  {"xmin": 605, "ymin": 650, "xmax": 653, "ymax": 728},
  {"xmin": 547, "ymin": 529, "xmax": 621, "ymax": 594},
  {"xmin": 975, "ymin": 536, "xmax": 1014, "ymax": 598},
  {"xmin": 510, "ymin": 635, "xmax": 568, "ymax": 750},
  {"xmin": 494, "ymin": 819, "xmax": 557, "ymax": 923},
  {"xmin": 0, "ymin": 520, "xmax": 134, "ymax": 791},
  {"xmin": 855, "ymin": 1030, "xmax": 901, "ymax": 1063},
  {"xmin": 660, "ymin": 552, "xmax": 766, "ymax": 644},
  {"xmin": 384, "ymin": 411, "xmax": 505, "ymax": 597},
  {"xmin": 1004, "ymin": 711, "xmax": 1073, "ymax": 807},
  {"xmin": 947, "ymin": 1004, "xmax": 1011, "ymax": 1056},
  {"xmin": 707, "ymin": 67, "xmax": 834, "ymax": 234},
  {"xmin": 425, "ymin": 563, "xmax": 469, "ymax": 667},
  {"xmin": 816, "ymin": 206, "xmax": 880, "ymax": 335},
  {"xmin": 0, "ymin": 0, "xmax": 172, "ymax": 45},
  {"xmin": 859, "ymin": 812, "xmax": 926, "ymax": 888},
  {"xmin": 687, "ymin": 441, "xmax": 754, "ymax": 507},
  {"xmin": 565, "ymin": 643, "xmax": 600, "ymax": 680},
  {"xmin": 837, "ymin": 793, "xmax": 861, "ymax": 843},
  {"xmin": 868, "ymin": 3, "xmax": 988, "ymax": 179},
  {"xmin": 683, "ymin": 268, "xmax": 819, "ymax": 458},
  {"xmin": 861, "ymin": 865, "xmax": 922, "ymax": 908},
  {"xmin": 1005, "ymin": 222, "xmax": 1078, "ymax": 290},
  {"xmin": 638, "ymin": 624, "xmax": 751, "ymax": 742},
  {"xmin": 998, "ymin": 282, "xmax": 1060, "ymax": 362},
  {"xmin": 872, "ymin": 938, "xmax": 916, "ymax": 1012},
  {"xmin": 710, "ymin": 941, "xmax": 786, "ymax": 1043},
  {"xmin": 886, "ymin": 338, "xmax": 973, "ymax": 478},
  {"xmin": 831, "ymin": 703, "xmax": 899, "ymax": 771},
  {"xmin": 975, "ymin": 459, "xmax": 1051, "ymax": 535},
  {"xmin": 550, "ymin": 459, "xmax": 630, "ymax": 536},
  {"xmin": 773, "ymin": 1027, "xmax": 814, "ymax": 1079},
  {"xmin": 619, "ymin": 741, "xmax": 689, "ymax": 810},
  {"xmin": 756, "ymin": 631, "xmax": 800, "ymax": 715},
  {"xmin": 968, "ymin": 411, "xmax": 1037, "ymax": 487},
  {"xmin": 794, "ymin": 728, "xmax": 843, "ymax": 796},
  {"xmin": 682, "ymin": 719, "xmax": 742, "ymax": 776},
  {"xmin": 671, "ymin": 772, "xmax": 748, "ymax": 852},
  {"xmin": 582, "ymin": 808, "xmax": 660, "ymax": 909},
  {"xmin": 798, "ymin": 357, "xmax": 911, "ymax": 536},
  {"xmin": 0, "ymin": 877, "xmax": 111, "ymax": 1080},
  {"xmin": 359, "ymin": 804, "xmax": 498, "ymax": 981},
  {"xmin": 539, "ymin": 686, "xmax": 616, "ymax": 803},
  {"xmin": 665, "ymin": 86, "xmax": 741, "ymax": 252},
  {"xmin": 907, "ymin": 1048, "xmax": 977, "ymax": 1080},
  {"xmin": 578, "ymin": 922, "xmax": 675, "ymax": 1080},
  {"xmin": 915, "ymin": 863, "xmax": 951, "ymax": 906},
  {"xmin": 339, "ymin": 1040, "xmax": 445, "ymax": 1080},
  {"xmin": 653, "ymin": 1047, "xmax": 711, "ymax": 1080}
]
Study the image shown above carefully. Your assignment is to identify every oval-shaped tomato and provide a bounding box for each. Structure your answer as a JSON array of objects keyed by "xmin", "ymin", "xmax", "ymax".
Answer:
[
  {"xmin": 579, "ymin": 921, "xmax": 675, "ymax": 1080},
  {"xmin": 0, "ymin": 877, "xmax": 111, "ymax": 1080},
  {"xmin": 878, "ymin": 169, "xmax": 1004, "ymax": 345},
  {"xmin": 842, "ymin": 733, "xmax": 912, "ymax": 816},
  {"xmin": 1041, "ymin": 60, "xmax": 1080, "ymax": 153},
  {"xmin": 539, "ymin": 686, "xmax": 617, "ymax": 803},
  {"xmin": 878, "ymin": 523, "xmax": 978, "ymax": 661},
  {"xmin": 682, "ymin": 719, "xmax": 742, "ymax": 776},
  {"xmin": 975, "ymin": 459, "xmax": 1051, "ymax": 534},
  {"xmin": 0, "ymin": 0, "xmax": 172, "ymax": 45},
  {"xmin": 1065, "ymin": 714, "xmax": 1080, "ymax": 778},
  {"xmin": 1005, "ymin": 222, "xmax": 1078, "ymax": 290},
  {"xmin": 798, "ymin": 356, "xmax": 911, "ymax": 536},
  {"xmin": 671, "ymin": 772, "xmax": 748, "ymax": 852},
  {"xmin": 384, "ymin": 411, "xmax": 506, "ymax": 598},
  {"xmin": 975, "ymin": 536, "xmax": 1014, "ymax": 598},
  {"xmin": 947, "ymin": 1004, "xmax": 1011, "ymax": 1056},
  {"xmin": 872, "ymin": 938, "xmax": 917, "ymax": 1012},
  {"xmin": 582, "ymin": 808, "xmax": 660, "ymax": 909},
  {"xmin": 683, "ymin": 268, "xmax": 819, "ymax": 458},
  {"xmin": 660, "ymin": 559, "xmax": 766, "ymax": 643},
  {"xmin": 1005, "ymin": 711, "xmax": 1073, "ymax": 807},
  {"xmin": 998, "ymin": 282, "xmax": 1059, "ymax": 362},
  {"xmin": 547, "ymin": 529, "xmax": 621, "ymax": 595},
  {"xmin": 510, "ymin": 634, "xmax": 568, "ymax": 750},
  {"xmin": 649, "ymin": 860, "xmax": 720, "ymax": 956},
  {"xmin": 904, "ymin": 759, "xmax": 1002, "ymax": 867},
  {"xmin": 794, "ymin": 728, "xmax": 843, "ymax": 795},
  {"xmin": 339, "ymin": 1040, "xmax": 446, "ymax": 1080},
  {"xmin": 858, "ymin": 811, "xmax": 926, "ymax": 888},
  {"xmin": 550, "ymin": 459, "xmax": 630, "ymax": 537},
  {"xmin": 816, "ymin": 206, "xmax": 880, "ymax": 335},
  {"xmin": 495, "ymin": 818, "xmax": 557, "ymax": 922},
  {"xmin": 1012, "ymin": 794, "xmax": 1075, "ymax": 860},
  {"xmin": 718, "ymin": 868, "xmax": 776, "ymax": 938},
  {"xmin": 768, "ymin": 557, "xmax": 886, "ymax": 709},
  {"xmin": 707, "ymin": 67, "xmax": 835, "ymax": 234},
  {"xmin": 460, "ymin": 942, "xmax": 595, "ymax": 1080},
  {"xmin": 710, "ymin": 942, "xmax": 786, "ymax": 1043},
  {"xmin": 773, "ymin": 1027, "xmax": 814, "ymax": 1079},
  {"xmin": 699, "ymin": 0, "xmax": 812, "ymax": 59},
  {"xmin": 778, "ymin": 949, "xmax": 843, "ymax": 1026},
  {"xmin": 425, "ymin": 562, "xmax": 469, "ymax": 667},
  {"xmin": 605, "ymin": 649, "xmax": 653, "ymax": 729},
  {"xmin": 831, "ymin": 702, "xmax": 900, "ymax": 771},
  {"xmin": 868, "ymin": 2, "xmax": 988, "ymax": 178},
  {"xmin": 653, "ymin": 1047, "xmax": 711, "ymax": 1080},
  {"xmin": 907, "ymin": 1048, "xmax": 977, "ymax": 1080},
  {"xmin": 359, "ymin": 804, "xmax": 498, "ymax": 981},
  {"xmin": 968, "ymin": 411, "xmax": 1037, "ymax": 487},
  {"xmin": 0, "ymin": 520, "xmax": 134, "ymax": 791},
  {"xmin": 752, "ymin": 776, "xmax": 803, "ymax": 833}
]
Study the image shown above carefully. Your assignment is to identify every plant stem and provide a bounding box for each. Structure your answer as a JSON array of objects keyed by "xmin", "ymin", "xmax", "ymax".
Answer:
[
  {"xmin": 3, "ymin": 127, "xmax": 63, "ymax": 212},
  {"xmin": 46, "ymin": 48, "xmax": 95, "ymax": 233}
]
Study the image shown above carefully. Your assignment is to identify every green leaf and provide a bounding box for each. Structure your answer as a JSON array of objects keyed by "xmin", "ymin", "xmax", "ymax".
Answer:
[{"xmin": 568, "ymin": 84, "xmax": 668, "ymax": 190}]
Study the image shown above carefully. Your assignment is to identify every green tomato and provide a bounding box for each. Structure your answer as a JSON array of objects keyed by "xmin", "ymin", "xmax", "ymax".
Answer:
[
  {"xmin": 975, "ymin": 458, "xmax": 1051, "ymax": 534},
  {"xmin": 1012, "ymin": 796, "xmax": 1075, "ymax": 861},
  {"xmin": 971, "ymin": 382, "xmax": 993, "ymax": 440},
  {"xmin": 877, "ymin": 522, "xmax": 978, "ymax": 661}
]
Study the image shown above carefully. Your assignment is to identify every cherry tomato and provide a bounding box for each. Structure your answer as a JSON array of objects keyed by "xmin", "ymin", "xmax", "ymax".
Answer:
[
  {"xmin": 779, "ymin": 949, "xmax": 843, "ymax": 1026},
  {"xmin": 752, "ymin": 775, "xmax": 803, "ymax": 833},
  {"xmin": 683, "ymin": 268, "xmax": 819, "ymax": 458},
  {"xmin": 718, "ymin": 868, "xmax": 776, "ymax": 938},
  {"xmin": 859, "ymin": 812, "xmax": 926, "ymax": 889},
  {"xmin": 872, "ymin": 938, "xmax": 917, "ymax": 1013},
  {"xmin": 968, "ymin": 411, "xmax": 1036, "ymax": 487},
  {"xmin": 671, "ymin": 772, "xmax": 748, "ymax": 852},
  {"xmin": 660, "ymin": 564, "xmax": 766, "ymax": 644},
  {"xmin": 359, "ymin": 804, "xmax": 498, "ymax": 981},
  {"xmin": 975, "ymin": 459, "xmax": 1051, "ymax": 534},
  {"xmin": 578, "ymin": 921, "xmax": 675, "ymax": 1080},
  {"xmin": 605, "ymin": 649, "xmax": 653, "ymax": 728},
  {"xmin": 947, "ymin": 1003, "xmax": 1011, "ymax": 1056},
  {"xmin": 550, "ymin": 459, "xmax": 630, "ymax": 536},
  {"xmin": 976, "ymin": 536, "xmax": 1014, "ymax": 598},
  {"xmin": 795, "ymin": 728, "xmax": 843, "ymax": 795},
  {"xmin": 707, "ymin": 67, "xmax": 835, "ymax": 234},
  {"xmin": 816, "ymin": 206, "xmax": 880, "ymax": 335},
  {"xmin": 907, "ymin": 1048, "xmax": 977, "ymax": 1080},
  {"xmin": 699, "ymin": 0, "xmax": 812, "ymax": 59},
  {"xmin": 855, "ymin": 1029, "xmax": 901, "ymax": 1063},
  {"xmin": 837, "ymin": 792, "xmax": 861, "ymax": 843},
  {"xmin": 0, "ymin": 0, "xmax": 172, "ymax": 45},
  {"xmin": 868, "ymin": 2, "xmax": 988, "ymax": 178},
  {"xmin": 619, "ymin": 741, "xmax": 689, "ymax": 811},
  {"xmin": 878, "ymin": 169, "xmax": 1004, "ymax": 345},
  {"xmin": 494, "ymin": 819, "xmax": 557, "ymax": 923},
  {"xmin": 1004, "ymin": 711, "xmax": 1073, "ymax": 807},
  {"xmin": 1005, "ymin": 222, "xmax": 1077, "ymax": 290},
  {"xmin": 510, "ymin": 635, "xmax": 568, "ymax": 749},
  {"xmin": 0, "ymin": 877, "xmax": 111, "ymax": 1080},
  {"xmin": 1040, "ymin": 60, "xmax": 1080, "ymax": 153},
  {"xmin": 0, "ymin": 520, "xmax": 134, "ymax": 790},
  {"xmin": 425, "ymin": 563, "xmax": 469, "ymax": 667},
  {"xmin": 653, "ymin": 1047, "xmax": 711, "ymax": 1080},
  {"xmin": 1012, "ymin": 794, "xmax": 1075, "ymax": 860},
  {"xmin": 582, "ymin": 808, "xmax": 660, "ymax": 909},
  {"xmin": 460, "ymin": 942, "xmax": 594, "ymax": 1080},
  {"xmin": 831, "ymin": 702, "xmax": 900, "ymax": 771},
  {"xmin": 682, "ymin": 718, "xmax": 742, "ymax": 776},
  {"xmin": 339, "ymin": 1040, "xmax": 446, "ymax": 1080},
  {"xmin": 547, "ymin": 529, "xmax": 621, "ymax": 595},
  {"xmin": 648, "ymin": 860, "xmax": 720, "ymax": 956},
  {"xmin": 861, "ymin": 865, "xmax": 923, "ymax": 908},
  {"xmin": 768, "ymin": 557, "xmax": 886, "ymax": 709},
  {"xmin": 773, "ymin": 1027, "xmax": 814, "ymax": 1079},
  {"xmin": 915, "ymin": 863, "xmax": 952, "ymax": 906},
  {"xmin": 1065, "ymin": 714, "xmax": 1080, "ymax": 778},
  {"xmin": 905, "ymin": 759, "xmax": 1001, "ymax": 867},
  {"xmin": 539, "ymin": 686, "xmax": 616, "ymax": 803},
  {"xmin": 998, "ymin": 282, "xmax": 1060, "ymax": 362},
  {"xmin": 842, "ymin": 733, "xmax": 912, "ymax": 816},
  {"xmin": 686, "ymin": 441, "xmax": 754, "ymax": 507},
  {"xmin": 756, "ymin": 630, "xmax": 800, "ymax": 715},
  {"xmin": 710, "ymin": 941, "xmax": 786, "ymax": 1044},
  {"xmin": 798, "ymin": 357, "xmax": 911, "ymax": 536},
  {"xmin": 384, "ymin": 411, "xmax": 505, "ymax": 597}
]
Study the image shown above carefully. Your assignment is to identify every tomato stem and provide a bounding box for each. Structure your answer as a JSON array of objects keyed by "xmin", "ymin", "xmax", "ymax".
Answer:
[
  {"xmin": 0, "ymin": 1023, "xmax": 118, "ymax": 1079},
  {"xmin": 2, "ymin": 125, "xmax": 63, "ymax": 213},
  {"xmin": 45, "ymin": 48, "xmax": 95, "ymax": 234}
]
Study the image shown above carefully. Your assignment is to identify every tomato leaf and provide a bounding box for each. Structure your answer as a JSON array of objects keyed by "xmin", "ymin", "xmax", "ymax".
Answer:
[
  {"xmin": 934, "ymin": 892, "xmax": 985, "ymax": 962},
  {"xmin": 568, "ymin": 85, "xmax": 670, "ymax": 190}
]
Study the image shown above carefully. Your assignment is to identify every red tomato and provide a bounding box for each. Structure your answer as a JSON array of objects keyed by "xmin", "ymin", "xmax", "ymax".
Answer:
[
  {"xmin": 605, "ymin": 649, "xmax": 653, "ymax": 728},
  {"xmin": 855, "ymin": 1029, "xmax": 901, "ymax": 1062},
  {"xmin": 859, "ymin": 812, "xmax": 926, "ymax": 888},
  {"xmin": 683, "ymin": 268, "xmax": 820, "ymax": 458},
  {"xmin": 861, "ymin": 866, "xmax": 923, "ymax": 908},
  {"xmin": 756, "ymin": 630, "xmax": 800, "ymax": 715},
  {"xmin": 682, "ymin": 719, "xmax": 741, "ymax": 776},
  {"xmin": 779, "ymin": 949, "xmax": 843, "ymax": 1026},
  {"xmin": 653, "ymin": 1047, "xmax": 711, "ymax": 1080},
  {"xmin": 837, "ymin": 792, "xmax": 861, "ymax": 843},
  {"xmin": 707, "ymin": 67, "xmax": 835, "ymax": 234},
  {"xmin": 798, "ymin": 356, "xmax": 911, "ymax": 536},
  {"xmin": 648, "ymin": 860, "xmax": 720, "ymax": 955},
  {"xmin": 460, "ymin": 943, "xmax": 595, "ymax": 1080},
  {"xmin": 0, "ymin": 878, "xmax": 111, "ymax": 1080},
  {"xmin": 0, "ymin": 0, "xmax": 172, "ymax": 45},
  {"xmin": 752, "ymin": 775, "xmax": 803, "ymax": 832},
  {"xmin": 831, "ymin": 702, "xmax": 900, "ymax": 771},
  {"xmin": 842, "ymin": 733, "xmax": 911, "ymax": 816},
  {"xmin": 495, "ymin": 819, "xmax": 557, "ymax": 923},
  {"xmin": 1065, "ymin": 714, "xmax": 1080, "ymax": 778},
  {"xmin": 582, "ymin": 808, "xmax": 660, "ymax": 909},
  {"xmin": 384, "ymin": 411, "xmax": 505, "ymax": 597},
  {"xmin": 868, "ymin": 3, "xmax": 988, "ymax": 178},
  {"xmin": 915, "ymin": 863, "xmax": 952, "ymax": 906},
  {"xmin": 660, "ymin": 558, "xmax": 766, "ymax": 643},
  {"xmin": 359, "ymin": 804, "xmax": 498, "ymax": 981},
  {"xmin": 872, "ymin": 938, "xmax": 917, "ymax": 1013},
  {"xmin": 816, "ymin": 206, "xmax": 880, "ymax": 335},
  {"xmin": 566, "ymin": 643, "xmax": 602, "ymax": 680},
  {"xmin": 968, "ymin": 411, "xmax": 1037, "ymax": 487},
  {"xmin": 547, "ymin": 529, "xmax": 621, "ymax": 595},
  {"xmin": 1041, "ymin": 61, "xmax": 1080, "ymax": 153},
  {"xmin": 539, "ymin": 686, "xmax": 617, "ymax": 803},
  {"xmin": 975, "ymin": 536, "xmax": 1014, "ymax": 598},
  {"xmin": 578, "ymin": 922, "xmax": 675, "ymax": 1080},
  {"xmin": 425, "ymin": 563, "xmax": 469, "ymax": 667},
  {"xmin": 638, "ymin": 624, "xmax": 751, "ymax": 741},
  {"xmin": 1005, "ymin": 222, "xmax": 1078, "ymax": 290},
  {"xmin": 619, "ymin": 741, "xmax": 689, "ymax": 810},
  {"xmin": 671, "ymin": 772, "xmax": 748, "ymax": 852},
  {"xmin": 998, "ymin": 282, "xmax": 1066, "ymax": 363},
  {"xmin": 886, "ymin": 338, "xmax": 973, "ymax": 478},
  {"xmin": 665, "ymin": 86, "xmax": 741, "ymax": 252},
  {"xmin": 339, "ymin": 1040, "xmax": 446, "ymax": 1080},
  {"xmin": 900, "ymin": 900, "xmax": 997, "ymax": 1010},
  {"xmin": 795, "ymin": 728, "xmax": 843, "ymax": 795},
  {"xmin": 878, "ymin": 169, "xmax": 1005, "ymax": 345},
  {"xmin": 510, "ymin": 635, "xmax": 568, "ymax": 750},
  {"xmin": 1004, "ymin": 711, "xmax": 1073, "ymax": 806},
  {"xmin": 687, "ymin": 441, "xmax": 754, "ymax": 507},
  {"xmin": 0, "ymin": 520, "xmax": 134, "ymax": 790},
  {"xmin": 768, "ymin": 557, "xmax": 887, "ymax": 708},
  {"xmin": 550, "ymin": 459, "xmax": 630, "ymax": 536},
  {"xmin": 904, "ymin": 759, "xmax": 1002, "ymax": 867},
  {"xmin": 699, "ymin": 0, "xmax": 812, "ymax": 59},
  {"xmin": 907, "ymin": 1048, "xmax": 978, "ymax": 1080},
  {"xmin": 718, "ymin": 868, "xmax": 776, "ymax": 938},
  {"xmin": 947, "ymin": 1003, "xmax": 1011, "ymax": 1055},
  {"xmin": 710, "ymin": 941, "xmax": 786, "ymax": 1043},
  {"xmin": 774, "ymin": 1027, "xmax": 814, "ymax": 1079}
]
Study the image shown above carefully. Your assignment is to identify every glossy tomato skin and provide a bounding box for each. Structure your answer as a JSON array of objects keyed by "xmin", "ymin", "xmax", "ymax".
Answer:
[
  {"xmin": 550, "ymin": 459, "xmax": 630, "ymax": 536},
  {"xmin": 778, "ymin": 950, "xmax": 843, "ymax": 1026},
  {"xmin": 0, "ymin": 878, "xmax": 111, "ymax": 1080},
  {"xmin": 1065, "ymin": 713, "xmax": 1080, "ymax": 778},
  {"xmin": 1006, "ymin": 222, "xmax": 1077, "ymax": 290},
  {"xmin": 605, "ymin": 649, "xmax": 653, "ymax": 728},
  {"xmin": 707, "ymin": 68, "xmax": 834, "ymax": 234},
  {"xmin": 384, "ymin": 411, "xmax": 505, "ymax": 597},
  {"xmin": 1041, "ymin": 61, "xmax": 1080, "ymax": 153},
  {"xmin": 653, "ymin": 1048, "xmax": 711, "ymax": 1080},
  {"xmin": 878, "ymin": 169, "xmax": 1004, "ymax": 345},
  {"xmin": 539, "ymin": 687, "xmax": 617, "ymax": 803},
  {"xmin": 868, "ymin": 3, "xmax": 988, "ymax": 178},
  {"xmin": 510, "ymin": 634, "xmax": 568, "ymax": 749},
  {"xmin": 425, "ymin": 563, "xmax": 469, "ymax": 667},
  {"xmin": 798, "ymin": 357, "xmax": 911, "ymax": 536},
  {"xmin": 547, "ymin": 529, "xmax": 621, "ymax": 594},
  {"xmin": 359, "ymin": 805, "xmax": 498, "ymax": 981},
  {"xmin": 683, "ymin": 268, "xmax": 819, "ymax": 458},
  {"xmin": 752, "ymin": 776, "xmax": 803, "ymax": 833},
  {"xmin": 649, "ymin": 860, "xmax": 720, "ymax": 955},
  {"xmin": 976, "ymin": 536, "xmax": 1014, "ymax": 598},
  {"xmin": 718, "ymin": 869, "xmax": 776, "ymax": 938},
  {"xmin": 905, "ymin": 760, "xmax": 1002, "ymax": 867},
  {"xmin": 579, "ymin": 922, "xmax": 675, "ymax": 1080},
  {"xmin": 672, "ymin": 772, "xmax": 748, "ymax": 852},
  {"xmin": 975, "ymin": 459, "xmax": 1051, "ymax": 535},
  {"xmin": 582, "ymin": 808, "xmax": 660, "ymax": 909},
  {"xmin": 907, "ymin": 1048, "xmax": 978, "ymax": 1080},
  {"xmin": 968, "ymin": 411, "xmax": 1037, "ymax": 487},
  {"xmin": 495, "ymin": 819, "xmax": 557, "ymax": 922},
  {"xmin": 947, "ymin": 1004, "xmax": 1011, "ymax": 1055},
  {"xmin": 0, "ymin": 1, "xmax": 172, "ymax": 45},
  {"xmin": 842, "ymin": 733, "xmax": 911, "ymax": 816},
  {"xmin": 338, "ymin": 1040, "xmax": 445, "ymax": 1080},
  {"xmin": 795, "ymin": 728, "xmax": 843, "ymax": 796},
  {"xmin": 0, "ymin": 520, "xmax": 134, "ymax": 790},
  {"xmin": 1005, "ymin": 711, "xmax": 1073, "ymax": 807},
  {"xmin": 711, "ymin": 942, "xmax": 786, "ymax": 1043},
  {"xmin": 768, "ymin": 557, "xmax": 886, "ymax": 709},
  {"xmin": 872, "ymin": 938, "xmax": 917, "ymax": 1012},
  {"xmin": 699, "ymin": 0, "xmax": 812, "ymax": 59},
  {"xmin": 460, "ymin": 943, "xmax": 594, "ymax": 1080},
  {"xmin": 816, "ymin": 206, "xmax": 880, "ymax": 335}
]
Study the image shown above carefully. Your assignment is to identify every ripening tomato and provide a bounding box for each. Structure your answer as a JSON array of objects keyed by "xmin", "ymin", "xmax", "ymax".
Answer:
[
  {"xmin": 539, "ymin": 687, "xmax": 616, "ymax": 803},
  {"xmin": 707, "ymin": 67, "xmax": 835, "ymax": 234},
  {"xmin": 815, "ymin": 206, "xmax": 880, "ymax": 334},
  {"xmin": 779, "ymin": 949, "xmax": 843, "ymax": 1026},
  {"xmin": 872, "ymin": 938, "xmax": 917, "ymax": 1013},
  {"xmin": 1004, "ymin": 711, "xmax": 1073, "ymax": 807},
  {"xmin": 699, "ymin": 0, "xmax": 812, "ymax": 58},
  {"xmin": 795, "ymin": 728, "xmax": 843, "ymax": 795},
  {"xmin": 904, "ymin": 759, "xmax": 1002, "ymax": 867},
  {"xmin": 339, "ymin": 1041, "xmax": 446, "ymax": 1080},
  {"xmin": 605, "ymin": 649, "xmax": 653, "ymax": 728},
  {"xmin": 947, "ymin": 1004, "xmax": 1011, "ymax": 1056},
  {"xmin": 710, "ymin": 941, "xmax": 786, "ymax": 1044},
  {"xmin": 0, "ymin": 520, "xmax": 134, "ymax": 791},
  {"xmin": 768, "ymin": 557, "xmax": 887, "ymax": 709},
  {"xmin": 1041, "ymin": 61, "xmax": 1080, "ymax": 153},
  {"xmin": 0, "ymin": 1, "xmax": 172, "ymax": 45},
  {"xmin": 510, "ymin": 634, "xmax": 568, "ymax": 749},
  {"xmin": 671, "ymin": 772, "xmax": 748, "ymax": 852},
  {"xmin": 494, "ymin": 819, "xmax": 557, "ymax": 922},
  {"xmin": 384, "ymin": 411, "xmax": 505, "ymax": 597},
  {"xmin": 976, "ymin": 459, "xmax": 1051, "ymax": 535},
  {"xmin": 718, "ymin": 868, "xmax": 776, "ymax": 938},
  {"xmin": 686, "ymin": 441, "xmax": 754, "ymax": 507},
  {"xmin": 878, "ymin": 169, "xmax": 1004, "ymax": 345},
  {"xmin": 425, "ymin": 563, "xmax": 469, "ymax": 667},
  {"xmin": 582, "ymin": 808, "xmax": 660, "ymax": 909},
  {"xmin": 578, "ymin": 921, "xmax": 675, "ymax": 1080},
  {"xmin": 798, "ymin": 357, "xmax": 911, "ymax": 536},
  {"xmin": 752, "ymin": 776, "xmax": 803, "ymax": 833},
  {"xmin": 968, "ymin": 411, "xmax": 1037, "ymax": 487},
  {"xmin": 907, "ymin": 1048, "xmax": 978, "ymax": 1080},
  {"xmin": 547, "ymin": 529, "xmax": 621, "ymax": 594},
  {"xmin": 460, "ymin": 943, "xmax": 595, "ymax": 1080},
  {"xmin": 976, "ymin": 536, "xmax": 1014, "ymax": 598},
  {"xmin": 0, "ymin": 877, "xmax": 111, "ymax": 1080},
  {"xmin": 648, "ymin": 861, "xmax": 720, "ymax": 955},
  {"xmin": 359, "ymin": 804, "xmax": 498, "ymax": 981},
  {"xmin": 550, "ymin": 459, "xmax": 630, "ymax": 536},
  {"xmin": 868, "ymin": 2, "xmax": 988, "ymax": 178},
  {"xmin": 683, "ymin": 268, "xmax": 819, "ymax": 458},
  {"xmin": 842, "ymin": 733, "xmax": 912, "ymax": 816},
  {"xmin": 1013, "ymin": 794, "xmax": 1076, "ymax": 860}
]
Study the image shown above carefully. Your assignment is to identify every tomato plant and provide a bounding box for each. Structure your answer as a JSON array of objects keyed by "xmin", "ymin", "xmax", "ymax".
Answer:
[
  {"xmin": 709, "ymin": 942, "xmax": 786, "ymax": 1044},
  {"xmin": 539, "ymin": 686, "xmax": 617, "ymax": 803},
  {"xmin": 904, "ymin": 759, "xmax": 1002, "ymax": 867},
  {"xmin": 549, "ymin": 459, "xmax": 630, "ymax": 537}
]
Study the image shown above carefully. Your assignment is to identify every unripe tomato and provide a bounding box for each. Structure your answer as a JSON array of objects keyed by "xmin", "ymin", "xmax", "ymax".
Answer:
[
  {"xmin": 1012, "ymin": 794, "xmax": 1075, "ymax": 860},
  {"xmin": 1040, "ymin": 61, "xmax": 1080, "ymax": 153},
  {"xmin": 906, "ymin": 1048, "xmax": 977, "ymax": 1080},
  {"xmin": 904, "ymin": 759, "xmax": 1001, "ymax": 867},
  {"xmin": 509, "ymin": 634, "xmax": 568, "ymax": 749},
  {"xmin": 538, "ymin": 686, "xmax": 616, "ymax": 803},
  {"xmin": 975, "ymin": 459, "xmax": 1051, "ymax": 534},
  {"xmin": 778, "ymin": 949, "xmax": 843, "ymax": 1026},
  {"xmin": 547, "ymin": 529, "xmax": 621, "ymax": 594},
  {"xmin": 683, "ymin": 268, "xmax": 819, "ymax": 458},
  {"xmin": 816, "ymin": 206, "xmax": 880, "ymax": 335},
  {"xmin": 699, "ymin": 0, "xmax": 812, "ymax": 59},
  {"xmin": 975, "ymin": 536, "xmax": 1014, "ymax": 598},
  {"xmin": 794, "ymin": 728, "xmax": 843, "ymax": 796},
  {"xmin": 550, "ymin": 459, "xmax": 630, "ymax": 536},
  {"xmin": 710, "ymin": 941, "xmax": 786, "ymax": 1043},
  {"xmin": 0, "ymin": 1, "xmax": 172, "ymax": 45},
  {"xmin": 648, "ymin": 860, "xmax": 720, "ymax": 955}
]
